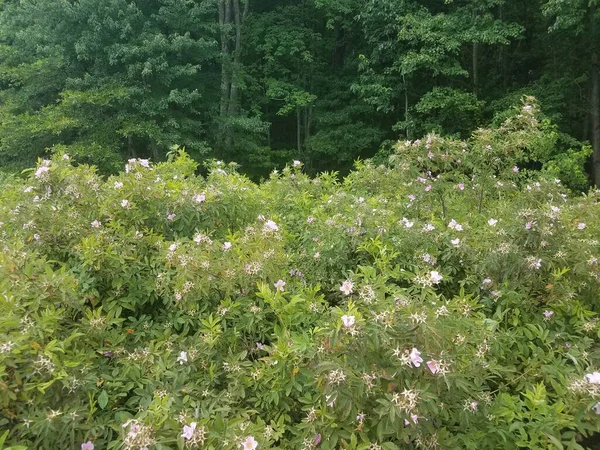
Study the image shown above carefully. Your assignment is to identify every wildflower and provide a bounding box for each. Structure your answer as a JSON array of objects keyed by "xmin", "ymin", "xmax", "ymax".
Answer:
[
  {"xmin": 167, "ymin": 213, "xmax": 176, "ymax": 221},
  {"xmin": 194, "ymin": 192, "xmax": 206, "ymax": 203},
  {"xmin": 543, "ymin": 310, "xmax": 554, "ymax": 320},
  {"xmin": 422, "ymin": 224, "xmax": 435, "ymax": 232},
  {"xmin": 356, "ymin": 413, "xmax": 366, "ymax": 423},
  {"xmin": 424, "ymin": 185, "xmax": 432, "ymax": 192},
  {"xmin": 451, "ymin": 238, "xmax": 460, "ymax": 247},
  {"xmin": 121, "ymin": 199, "xmax": 130, "ymax": 208},
  {"xmin": 427, "ymin": 359, "xmax": 440, "ymax": 374},
  {"xmin": 408, "ymin": 194, "xmax": 416, "ymax": 201},
  {"xmin": 181, "ymin": 422, "xmax": 197, "ymax": 440},
  {"xmin": 525, "ymin": 221, "xmax": 535, "ymax": 230},
  {"xmin": 81, "ymin": 441, "xmax": 94, "ymax": 450},
  {"xmin": 402, "ymin": 217, "xmax": 414, "ymax": 228},
  {"xmin": 594, "ymin": 403, "xmax": 600, "ymax": 415},
  {"xmin": 448, "ymin": 219, "xmax": 463, "ymax": 231},
  {"xmin": 293, "ymin": 160, "xmax": 302, "ymax": 167},
  {"xmin": 274, "ymin": 280, "xmax": 286, "ymax": 292},
  {"xmin": 223, "ymin": 242, "xmax": 232, "ymax": 251},
  {"xmin": 114, "ymin": 181, "xmax": 123, "ymax": 189},
  {"xmin": 488, "ymin": 218, "xmax": 498, "ymax": 226},
  {"xmin": 457, "ymin": 183, "xmax": 465, "ymax": 191},
  {"xmin": 263, "ymin": 220, "xmax": 279, "ymax": 232},
  {"xmin": 341, "ymin": 315, "xmax": 355, "ymax": 328},
  {"xmin": 340, "ymin": 280, "xmax": 353, "ymax": 295},
  {"xmin": 578, "ymin": 223, "xmax": 586, "ymax": 230},
  {"xmin": 34, "ymin": 165, "xmax": 50, "ymax": 179},
  {"xmin": 586, "ymin": 372, "xmax": 600, "ymax": 384},
  {"xmin": 177, "ymin": 351, "xmax": 188, "ymax": 365},
  {"xmin": 241, "ymin": 436, "xmax": 258, "ymax": 450},
  {"xmin": 409, "ymin": 348, "xmax": 423, "ymax": 367},
  {"xmin": 513, "ymin": 166, "xmax": 519, "ymax": 173},
  {"xmin": 314, "ymin": 434, "xmax": 322, "ymax": 446},
  {"xmin": 90, "ymin": 220, "xmax": 101, "ymax": 228},
  {"xmin": 314, "ymin": 252, "xmax": 320, "ymax": 259},
  {"xmin": 429, "ymin": 271, "xmax": 443, "ymax": 284}
]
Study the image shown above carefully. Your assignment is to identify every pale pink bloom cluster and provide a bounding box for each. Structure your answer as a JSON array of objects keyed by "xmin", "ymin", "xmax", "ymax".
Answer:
[
  {"xmin": 293, "ymin": 160, "xmax": 302, "ymax": 167},
  {"xmin": 426, "ymin": 359, "xmax": 441, "ymax": 374},
  {"xmin": 193, "ymin": 192, "xmax": 206, "ymax": 203},
  {"xmin": 263, "ymin": 220, "xmax": 279, "ymax": 233},
  {"xmin": 81, "ymin": 441, "xmax": 94, "ymax": 450},
  {"xmin": 90, "ymin": 220, "xmax": 101, "ymax": 228},
  {"xmin": 451, "ymin": 238, "xmax": 460, "ymax": 247},
  {"xmin": 577, "ymin": 222, "xmax": 586, "ymax": 230},
  {"xmin": 401, "ymin": 217, "xmax": 414, "ymax": 228},
  {"xmin": 274, "ymin": 280, "xmax": 286, "ymax": 292},
  {"xmin": 429, "ymin": 271, "xmax": 443, "ymax": 284},
  {"xmin": 167, "ymin": 213, "xmax": 176, "ymax": 221}
]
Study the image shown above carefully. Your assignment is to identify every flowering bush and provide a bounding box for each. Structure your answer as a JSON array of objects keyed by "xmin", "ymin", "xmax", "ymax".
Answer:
[{"xmin": 1, "ymin": 101, "xmax": 600, "ymax": 449}]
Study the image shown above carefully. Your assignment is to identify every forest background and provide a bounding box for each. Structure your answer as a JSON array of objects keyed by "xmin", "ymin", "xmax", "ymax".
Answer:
[{"xmin": 0, "ymin": 0, "xmax": 598, "ymax": 187}]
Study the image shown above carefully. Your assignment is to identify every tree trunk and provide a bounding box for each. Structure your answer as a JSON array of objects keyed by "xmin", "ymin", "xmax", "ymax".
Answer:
[
  {"xmin": 228, "ymin": 0, "xmax": 242, "ymax": 116},
  {"xmin": 592, "ymin": 52, "xmax": 600, "ymax": 187},
  {"xmin": 219, "ymin": 0, "xmax": 231, "ymax": 118},
  {"xmin": 297, "ymin": 108, "xmax": 302, "ymax": 158}
]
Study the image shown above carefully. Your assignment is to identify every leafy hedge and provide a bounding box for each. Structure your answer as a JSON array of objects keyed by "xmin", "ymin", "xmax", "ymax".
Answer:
[{"xmin": 1, "ymin": 100, "xmax": 600, "ymax": 449}]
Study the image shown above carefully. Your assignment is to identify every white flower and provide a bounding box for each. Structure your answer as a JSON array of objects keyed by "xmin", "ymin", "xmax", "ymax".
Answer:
[
  {"xmin": 222, "ymin": 242, "xmax": 232, "ymax": 251},
  {"xmin": 586, "ymin": 372, "xmax": 600, "ymax": 384},
  {"xmin": 409, "ymin": 348, "xmax": 423, "ymax": 367},
  {"xmin": 34, "ymin": 166, "xmax": 50, "ymax": 179},
  {"xmin": 341, "ymin": 315, "xmax": 355, "ymax": 328},
  {"xmin": 121, "ymin": 199, "xmax": 130, "ymax": 208},
  {"xmin": 488, "ymin": 218, "xmax": 498, "ymax": 226},
  {"xmin": 430, "ymin": 271, "xmax": 443, "ymax": 284},
  {"xmin": 274, "ymin": 280, "xmax": 286, "ymax": 292},
  {"xmin": 577, "ymin": 223, "xmax": 586, "ymax": 230},
  {"xmin": 263, "ymin": 220, "xmax": 279, "ymax": 232},
  {"xmin": 114, "ymin": 181, "xmax": 124, "ymax": 189},
  {"xmin": 339, "ymin": 280, "xmax": 353, "ymax": 295},
  {"xmin": 194, "ymin": 193, "xmax": 206, "ymax": 203},
  {"xmin": 90, "ymin": 220, "xmax": 101, "ymax": 228},
  {"xmin": 81, "ymin": 441, "xmax": 94, "ymax": 450},
  {"xmin": 451, "ymin": 238, "xmax": 460, "ymax": 247},
  {"xmin": 293, "ymin": 160, "xmax": 302, "ymax": 167},
  {"xmin": 177, "ymin": 351, "xmax": 188, "ymax": 365},
  {"xmin": 181, "ymin": 422, "xmax": 197, "ymax": 440},
  {"xmin": 241, "ymin": 436, "xmax": 258, "ymax": 450}
]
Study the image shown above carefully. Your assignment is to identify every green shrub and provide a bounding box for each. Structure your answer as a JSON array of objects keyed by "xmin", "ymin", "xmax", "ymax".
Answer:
[{"xmin": 1, "ymin": 100, "xmax": 599, "ymax": 449}]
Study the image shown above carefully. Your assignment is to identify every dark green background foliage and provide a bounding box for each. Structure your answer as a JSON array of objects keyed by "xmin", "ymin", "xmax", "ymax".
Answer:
[{"xmin": 0, "ymin": 0, "xmax": 599, "ymax": 183}]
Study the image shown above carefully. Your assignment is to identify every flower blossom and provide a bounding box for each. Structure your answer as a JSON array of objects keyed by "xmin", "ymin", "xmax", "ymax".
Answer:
[
  {"xmin": 194, "ymin": 193, "xmax": 206, "ymax": 203},
  {"xmin": 91, "ymin": 220, "xmax": 101, "ymax": 228},
  {"xmin": 177, "ymin": 351, "xmax": 188, "ymax": 365},
  {"xmin": 293, "ymin": 160, "xmax": 302, "ymax": 167},
  {"xmin": 341, "ymin": 315, "xmax": 355, "ymax": 328},
  {"xmin": 586, "ymin": 372, "xmax": 600, "ymax": 384},
  {"xmin": 429, "ymin": 271, "xmax": 443, "ymax": 284},
  {"xmin": 577, "ymin": 223, "xmax": 586, "ymax": 230},
  {"xmin": 274, "ymin": 280, "xmax": 286, "ymax": 292},
  {"xmin": 81, "ymin": 442, "xmax": 94, "ymax": 450},
  {"xmin": 543, "ymin": 310, "xmax": 554, "ymax": 320},
  {"xmin": 263, "ymin": 220, "xmax": 279, "ymax": 232},
  {"xmin": 427, "ymin": 359, "xmax": 440, "ymax": 374},
  {"xmin": 340, "ymin": 280, "xmax": 353, "ymax": 295},
  {"xmin": 488, "ymin": 218, "xmax": 498, "ymax": 226},
  {"xmin": 222, "ymin": 242, "xmax": 232, "ymax": 251},
  {"xmin": 409, "ymin": 348, "xmax": 423, "ymax": 367},
  {"xmin": 121, "ymin": 199, "xmax": 130, "ymax": 208},
  {"xmin": 181, "ymin": 422, "xmax": 197, "ymax": 440},
  {"xmin": 241, "ymin": 436, "xmax": 258, "ymax": 450}
]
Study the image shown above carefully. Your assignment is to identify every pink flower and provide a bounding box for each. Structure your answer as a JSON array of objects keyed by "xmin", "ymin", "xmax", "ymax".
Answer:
[
  {"xmin": 263, "ymin": 220, "xmax": 279, "ymax": 232},
  {"xmin": 222, "ymin": 242, "xmax": 232, "ymax": 251},
  {"xmin": 427, "ymin": 151, "xmax": 434, "ymax": 159},
  {"xmin": 488, "ymin": 218, "xmax": 498, "ymax": 226},
  {"xmin": 525, "ymin": 221, "xmax": 535, "ymax": 230},
  {"xmin": 513, "ymin": 166, "xmax": 519, "ymax": 173},
  {"xmin": 241, "ymin": 436, "xmax": 258, "ymax": 450},
  {"xmin": 451, "ymin": 238, "xmax": 460, "ymax": 246},
  {"xmin": 457, "ymin": 183, "xmax": 465, "ymax": 191},
  {"xmin": 274, "ymin": 280, "xmax": 286, "ymax": 292},
  {"xmin": 429, "ymin": 271, "xmax": 443, "ymax": 284},
  {"xmin": 194, "ymin": 193, "xmax": 206, "ymax": 203},
  {"xmin": 543, "ymin": 310, "xmax": 554, "ymax": 319},
  {"xmin": 339, "ymin": 280, "xmax": 353, "ymax": 295},
  {"xmin": 424, "ymin": 185, "xmax": 432, "ymax": 192},
  {"xmin": 426, "ymin": 359, "xmax": 440, "ymax": 374},
  {"xmin": 409, "ymin": 348, "xmax": 423, "ymax": 367},
  {"xmin": 293, "ymin": 160, "xmax": 302, "ymax": 167},
  {"xmin": 81, "ymin": 441, "xmax": 94, "ymax": 450},
  {"xmin": 90, "ymin": 220, "xmax": 101, "ymax": 228},
  {"xmin": 577, "ymin": 223, "xmax": 586, "ymax": 230},
  {"xmin": 341, "ymin": 315, "xmax": 355, "ymax": 328},
  {"xmin": 181, "ymin": 422, "xmax": 197, "ymax": 440},
  {"xmin": 586, "ymin": 372, "xmax": 600, "ymax": 384},
  {"xmin": 167, "ymin": 213, "xmax": 176, "ymax": 221}
]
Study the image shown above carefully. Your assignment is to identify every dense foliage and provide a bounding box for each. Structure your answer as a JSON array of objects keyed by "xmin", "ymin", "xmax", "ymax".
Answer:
[
  {"xmin": 0, "ymin": 0, "xmax": 598, "ymax": 185},
  {"xmin": 1, "ymin": 101, "xmax": 600, "ymax": 449}
]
